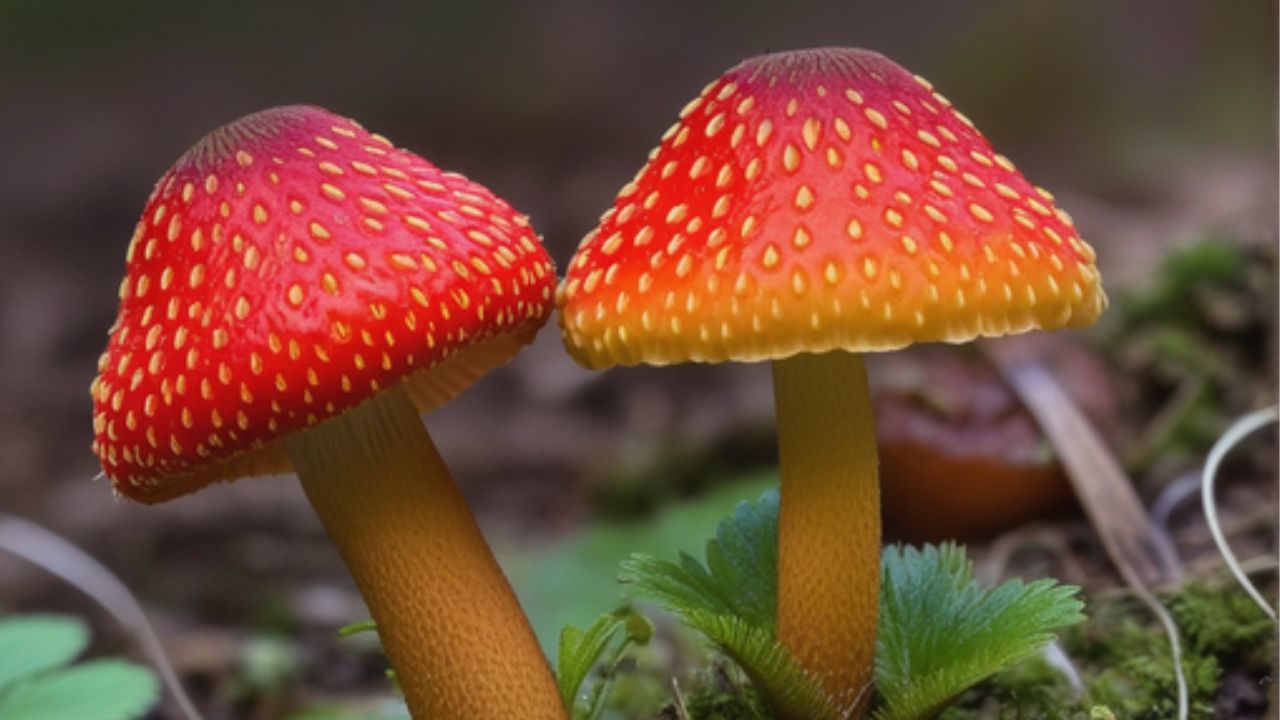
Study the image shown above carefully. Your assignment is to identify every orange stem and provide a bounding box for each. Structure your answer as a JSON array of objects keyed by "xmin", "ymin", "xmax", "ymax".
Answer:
[
  {"xmin": 285, "ymin": 385, "xmax": 565, "ymax": 719},
  {"xmin": 773, "ymin": 350, "xmax": 880, "ymax": 717}
]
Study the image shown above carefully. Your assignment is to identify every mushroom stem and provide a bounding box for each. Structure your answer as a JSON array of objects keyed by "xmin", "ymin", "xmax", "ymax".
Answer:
[
  {"xmin": 772, "ymin": 350, "xmax": 879, "ymax": 717},
  {"xmin": 284, "ymin": 385, "xmax": 565, "ymax": 720}
]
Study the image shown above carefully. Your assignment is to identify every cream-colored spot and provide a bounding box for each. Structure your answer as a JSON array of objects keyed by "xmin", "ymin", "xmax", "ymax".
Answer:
[
  {"xmin": 288, "ymin": 284, "xmax": 304, "ymax": 306},
  {"xmin": 802, "ymin": 117, "xmax": 821, "ymax": 151},
  {"xmin": 833, "ymin": 117, "xmax": 852, "ymax": 142},
  {"xmin": 705, "ymin": 112, "xmax": 727, "ymax": 137},
  {"xmin": 762, "ymin": 244, "xmax": 780, "ymax": 270},
  {"xmin": 790, "ymin": 269, "xmax": 808, "ymax": 296},
  {"xmin": 794, "ymin": 184, "xmax": 815, "ymax": 211},
  {"xmin": 969, "ymin": 203, "xmax": 995, "ymax": 223},
  {"xmin": 783, "ymin": 144, "xmax": 801, "ymax": 173},
  {"xmin": 792, "ymin": 225, "xmax": 811, "ymax": 249},
  {"xmin": 320, "ymin": 183, "xmax": 346, "ymax": 202},
  {"xmin": 864, "ymin": 107, "xmax": 888, "ymax": 129},
  {"xmin": 756, "ymin": 119, "xmax": 774, "ymax": 146},
  {"xmin": 846, "ymin": 218, "xmax": 863, "ymax": 240}
]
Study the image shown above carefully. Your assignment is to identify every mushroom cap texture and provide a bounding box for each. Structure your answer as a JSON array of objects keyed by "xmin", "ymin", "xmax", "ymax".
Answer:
[
  {"xmin": 91, "ymin": 105, "xmax": 555, "ymax": 502},
  {"xmin": 557, "ymin": 47, "xmax": 1106, "ymax": 368}
]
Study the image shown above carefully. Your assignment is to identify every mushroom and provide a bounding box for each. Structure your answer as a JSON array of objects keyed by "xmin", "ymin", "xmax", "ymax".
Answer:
[
  {"xmin": 90, "ymin": 106, "xmax": 566, "ymax": 719},
  {"xmin": 556, "ymin": 48, "xmax": 1106, "ymax": 714}
]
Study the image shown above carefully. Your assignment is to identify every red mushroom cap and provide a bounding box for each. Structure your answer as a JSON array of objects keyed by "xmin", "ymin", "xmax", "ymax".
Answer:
[
  {"xmin": 90, "ymin": 105, "xmax": 554, "ymax": 502},
  {"xmin": 557, "ymin": 48, "xmax": 1106, "ymax": 367}
]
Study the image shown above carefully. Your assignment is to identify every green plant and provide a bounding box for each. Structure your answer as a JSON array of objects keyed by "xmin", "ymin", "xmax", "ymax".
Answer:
[
  {"xmin": 606, "ymin": 488, "xmax": 1085, "ymax": 719},
  {"xmin": 557, "ymin": 605, "xmax": 654, "ymax": 719},
  {"xmin": 0, "ymin": 614, "xmax": 159, "ymax": 720}
]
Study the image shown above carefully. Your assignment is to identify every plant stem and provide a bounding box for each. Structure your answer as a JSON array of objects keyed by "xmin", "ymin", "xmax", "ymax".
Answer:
[
  {"xmin": 773, "ymin": 351, "xmax": 879, "ymax": 717},
  {"xmin": 285, "ymin": 385, "xmax": 565, "ymax": 720}
]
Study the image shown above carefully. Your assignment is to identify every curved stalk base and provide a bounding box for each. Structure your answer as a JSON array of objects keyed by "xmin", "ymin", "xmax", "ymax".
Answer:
[
  {"xmin": 285, "ymin": 385, "xmax": 565, "ymax": 720},
  {"xmin": 773, "ymin": 351, "xmax": 880, "ymax": 717}
]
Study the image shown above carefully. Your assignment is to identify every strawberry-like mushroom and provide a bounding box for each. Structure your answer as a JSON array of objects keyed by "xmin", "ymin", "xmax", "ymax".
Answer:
[
  {"xmin": 90, "ymin": 106, "xmax": 565, "ymax": 719},
  {"xmin": 557, "ymin": 48, "xmax": 1106, "ymax": 715}
]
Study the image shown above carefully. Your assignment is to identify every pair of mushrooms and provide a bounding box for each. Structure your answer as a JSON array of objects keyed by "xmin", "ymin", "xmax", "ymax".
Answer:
[{"xmin": 91, "ymin": 48, "xmax": 1104, "ymax": 719}]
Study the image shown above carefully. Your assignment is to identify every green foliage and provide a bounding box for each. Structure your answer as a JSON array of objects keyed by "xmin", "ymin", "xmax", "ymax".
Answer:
[
  {"xmin": 620, "ymin": 489, "xmax": 837, "ymax": 719},
  {"xmin": 0, "ymin": 614, "xmax": 159, "ymax": 720},
  {"xmin": 874, "ymin": 545, "xmax": 1085, "ymax": 720},
  {"xmin": 935, "ymin": 656, "xmax": 1077, "ymax": 720},
  {"xmin": 1168, "ymin": 581, "xmax": 1275, "ymax": 664},
  {"xmin": 679, "ymin": 666, "xmax": 771, "ymax": 720},
  {"xmin": 557, "ymin": 605, "xmax": 653, "ymax": 720},
  {"xmin": 615, "ymin": 488, "xmax": 1085, "ymax": 720},
  {"xmin": 1065, "ymin": 581, "xmax": 1276, "ymax": 720},
  {"xmin": 1117, "ymin": 240, "xmax": 1247, "ymax": 329},
  {"xmin": 621, "ymin": 489, "xmax": 779, "ymax": 631},
  {"xmin": 503, "ymin": 474, "xmax": 779, "ymax": 651},
  {"xmin": 337, "ymin": 619, "xmax": 378, "ymax": 637}
]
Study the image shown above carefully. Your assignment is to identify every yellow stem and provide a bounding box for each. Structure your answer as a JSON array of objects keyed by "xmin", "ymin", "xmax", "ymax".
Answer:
[
  {"xmin": 773, "ymin": 351, "xmax": 879, "ymax": 717},
  {"xmin": 284, "ymin": 385, "xmax": 566, "ymax": 720}
]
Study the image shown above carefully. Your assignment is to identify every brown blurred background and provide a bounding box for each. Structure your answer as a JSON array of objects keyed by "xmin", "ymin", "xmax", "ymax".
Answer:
[{"xmin": 0, "ymin": 1, "xmax": 1275, "ymax": 716}]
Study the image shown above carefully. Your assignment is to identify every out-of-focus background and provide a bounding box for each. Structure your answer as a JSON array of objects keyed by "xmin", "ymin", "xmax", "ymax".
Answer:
[{"xmin": 0, "ymin": 2, "xmax": 1275, "ymax": 718}]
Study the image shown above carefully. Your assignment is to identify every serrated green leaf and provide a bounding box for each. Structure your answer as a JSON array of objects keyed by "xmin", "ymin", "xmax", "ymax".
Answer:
[
  {"xmin": 873, "ymin": 544, "xmax": 1086, "ymax": 720},
  {"xmin": 0, "ymin": 659, "xmax": 159, "ymax": 720},
  {"xmin": 0, "ymin": 615, "xmax": 90, "ymax": 692},
  {"xmin": 681, "ymin": 610, "xmax": 839, "ymax": 720},
  {"xmin": 621, "ymin": 489, "xmax": 839, "ymax": 718},
  {"xmin": 619, "ymin": 488, "xmax": 1085, "ymax": 720},
  {"xmin": 620, "ymin": 489, "xmax": 779, "ymax": 630}
]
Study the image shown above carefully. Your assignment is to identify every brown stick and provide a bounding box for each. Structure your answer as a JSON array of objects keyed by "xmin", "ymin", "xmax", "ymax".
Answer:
[{"xmin": 981, "ymin": 339, "xmax": 1182, "ymax": 590}]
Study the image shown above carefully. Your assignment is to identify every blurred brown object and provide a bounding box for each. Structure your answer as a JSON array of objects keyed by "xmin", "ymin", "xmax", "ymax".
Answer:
[
  {"xmin": 983, "ymin": 334, "xmax": 1184, "ymax": 589},
  {"xmin": 873, "ymin": 345, "xmax": 1115, "ymax": 543}
]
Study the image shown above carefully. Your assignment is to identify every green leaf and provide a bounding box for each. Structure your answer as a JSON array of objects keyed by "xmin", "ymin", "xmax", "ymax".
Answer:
[
  {"xmin": 873, "ymin": 544, "xmax": 1085, "ymax": 720},
  {"xmin": 619, "ymin": 488, "xmax": 1084, "ymax": 720},
  {"xmin": 0, "ymin": 659, "xmax": 159, "ymax": 720},
  {"xmin": 621, "ymin": 489, "xmax": 837, "ymax": 718},
  {"xmin": 620, "ymin": 489, "xmax": 779, "ymax": 631},
  {"xmin": 0, "ymin": 615, "xmax": 90, "ymax": 691},
  {"xmin": 680, "ymin": 611, "xmax": 839, "ymax": 720},
  {"xmin": 337, "ymin": 619, "xmax": 378, "ymax": 638},
  {"xmin": 557, "ymin": 606, "xmax": 653, "ymax": 719}
]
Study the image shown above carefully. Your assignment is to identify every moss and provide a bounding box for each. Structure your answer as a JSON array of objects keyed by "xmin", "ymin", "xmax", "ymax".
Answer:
[
  {"xmin": 935, "ymin": 581, "xmax": 1275, "ymax": 720},
  {"xmin": 658, "ymin": 665, "xmax": 768, "ymax": 720}
]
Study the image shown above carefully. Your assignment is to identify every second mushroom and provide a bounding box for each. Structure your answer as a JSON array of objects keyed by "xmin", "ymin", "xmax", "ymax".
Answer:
[
  {"xmin": 91, "ymin": 106, "xmax": 566, "ymax": 719},
  {"xmin": 557, "ymin": 48, "xmax": 1106, "ymax": 716}
]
